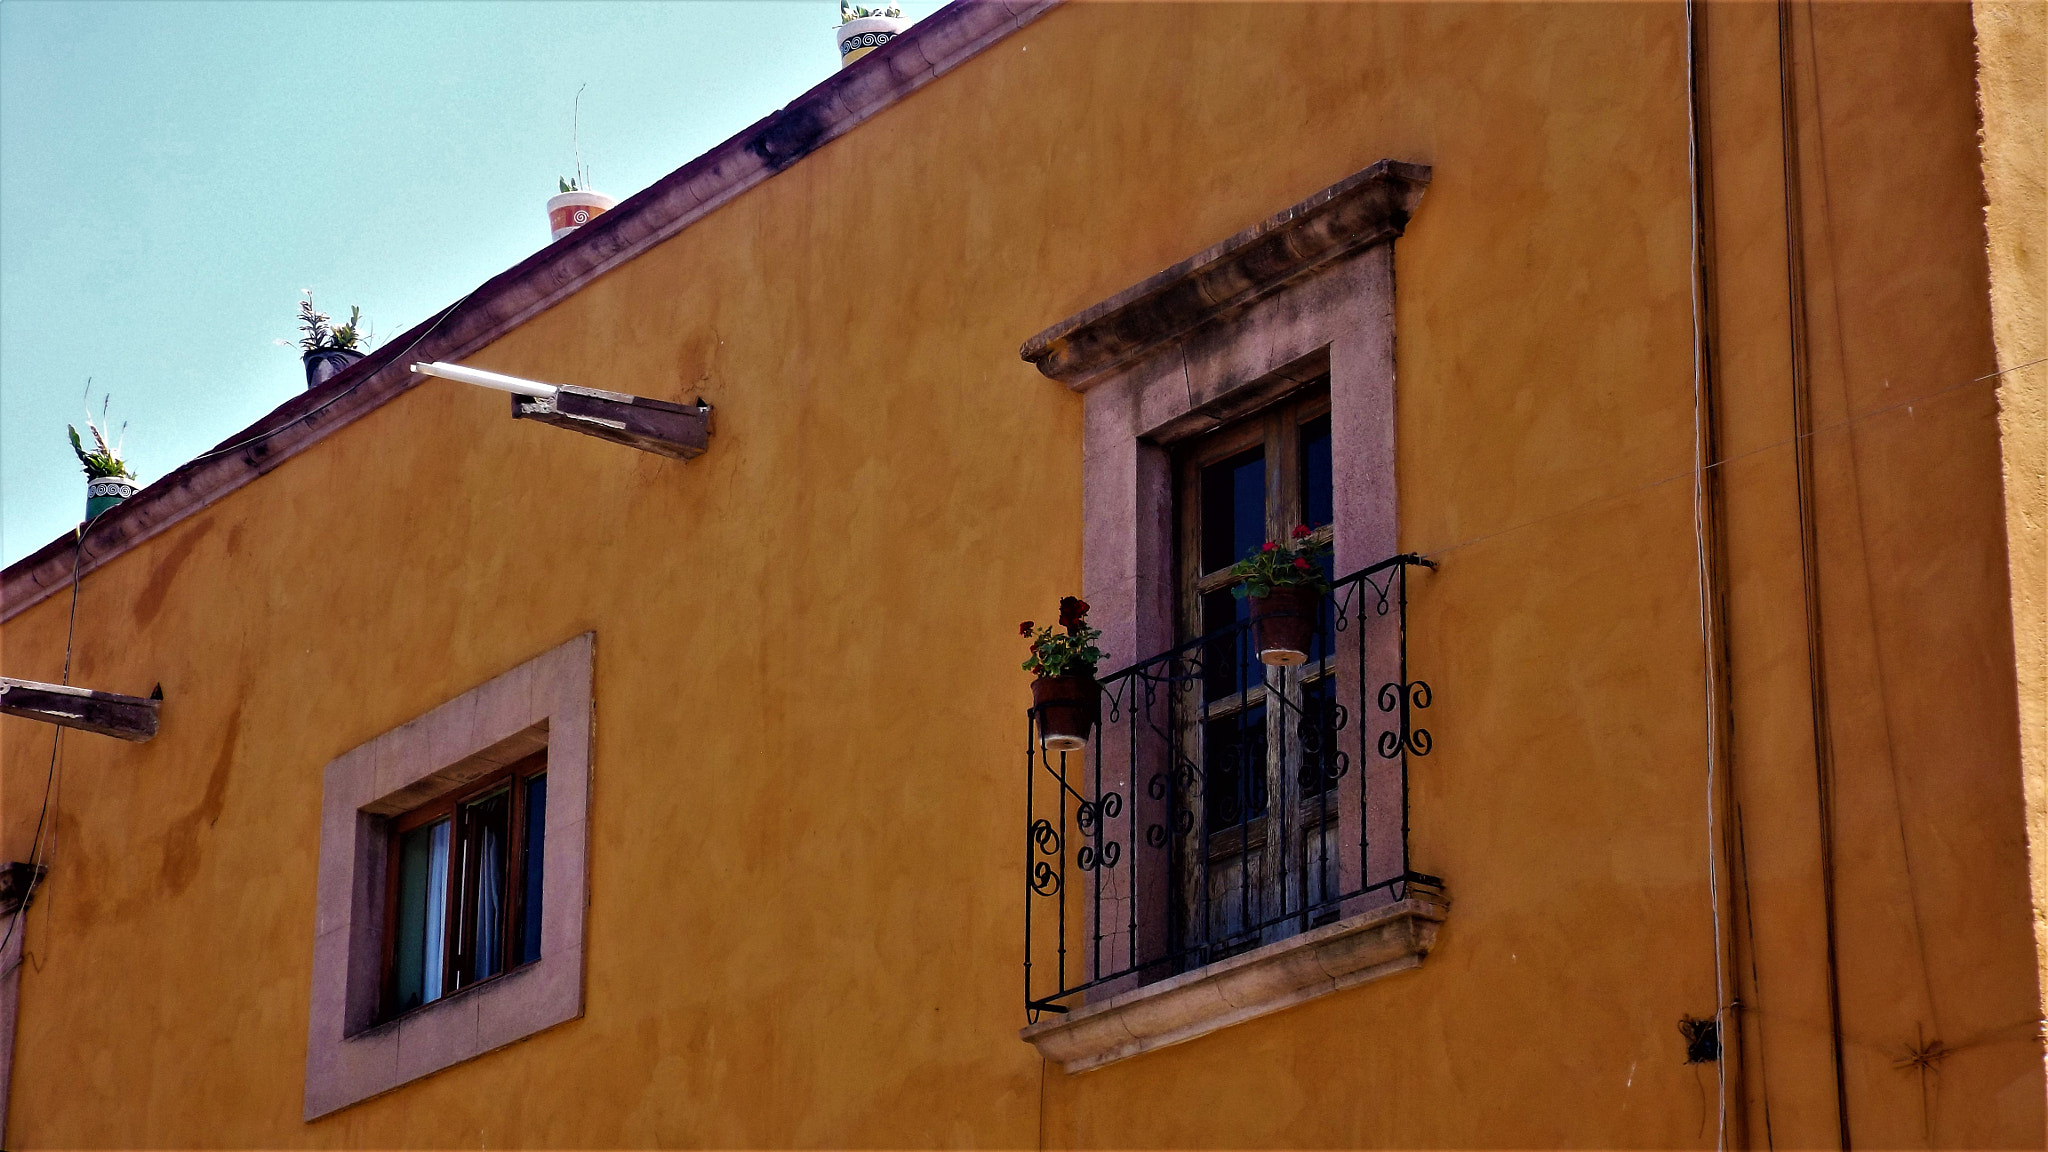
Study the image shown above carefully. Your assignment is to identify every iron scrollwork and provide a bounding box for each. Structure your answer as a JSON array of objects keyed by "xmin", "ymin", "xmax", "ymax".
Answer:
[
  {"xmin": 1025, "ymin": 552, "xmax": 1437, "ymax": 1017},
  {"xmin": 1076, "ymin": 841, "xmax": 1121, "ymax": 871},
  {"xmin": 1376, "ymin": 680, "xmax": 1433, "ymax": 758}
]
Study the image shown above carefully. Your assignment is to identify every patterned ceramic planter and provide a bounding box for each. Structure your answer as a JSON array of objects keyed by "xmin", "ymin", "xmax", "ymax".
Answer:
[
  {"xmin": 302, "ymin": 347, "xmax": 365, "ymax": 390},
  {"xmin": 547, "ymin": 190, "xmax": 617, "ymax": 241},
  {"xmin": 835, "ymin": 15, "xmax": 911, "ymax": 67},
  {"xmin": 85, "ymin": 475, "xmax": 137, "ymax": 521}
]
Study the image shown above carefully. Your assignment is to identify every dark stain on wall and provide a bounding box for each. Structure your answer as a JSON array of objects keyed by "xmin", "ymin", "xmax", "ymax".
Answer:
[
  {"xmin": 159, "ymin": 704, "xmax": 237, "ymax": 895},
  {"xmin": 131, "ymin": 518, "xmax": 213, "ymax": 630}
]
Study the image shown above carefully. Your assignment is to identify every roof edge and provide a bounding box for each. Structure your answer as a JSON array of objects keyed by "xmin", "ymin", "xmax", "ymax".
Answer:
[{"xmin": 2, "ymin": 0, "xmax": 1057, "ymax": 625}]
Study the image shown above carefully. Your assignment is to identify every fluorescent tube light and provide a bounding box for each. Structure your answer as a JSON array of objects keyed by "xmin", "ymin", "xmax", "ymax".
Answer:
[{"xmin": 409, "ymin": 361, "xmax": 560, "ymax": 399}]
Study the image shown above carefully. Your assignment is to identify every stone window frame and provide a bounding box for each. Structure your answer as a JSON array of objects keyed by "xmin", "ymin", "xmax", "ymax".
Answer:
[
  {"xmin": 304, "ymin": 633, "xmax": 592, "ymax": 1120},
  {"xmin": 1017, "ymin": 161, "xmax": 1448, "ymax": 1072}
]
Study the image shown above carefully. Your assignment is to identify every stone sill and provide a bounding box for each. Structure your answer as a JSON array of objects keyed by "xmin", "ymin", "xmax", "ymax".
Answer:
[{"xmin": 1020, "ymin": 889, "xmax": 1448, "ymax": 1074}]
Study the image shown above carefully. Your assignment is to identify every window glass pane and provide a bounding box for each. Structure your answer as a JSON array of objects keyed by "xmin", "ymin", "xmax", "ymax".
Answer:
[
  {"xmin": 1200, "ymin": 448, "xmax": 1266, "ymax": 573},
  {"xmin": 1300, "ymin": 414, "xmax": 1332, "ymax": 531},
  {"xmin": 520, "ymin": 774, "xmax": 547, "ymax": 965},
  {"xmin": 413, "ymin": 819, "xmax": 451, "ymax": 1007},
  {"xmin": 464, "ymin": 789, "xmax": 512, "ymax": 982},
  {"xmin": 392, "ymin": 822, "xmax": 437, "ymax": 1013},
  {"xmin": 1200, "ymin": 589, "xmax": 1251, "ymax": 702},
  {"xmin": 1203, "ymin": 704, "xmax": 1268, "ymax": 832}
]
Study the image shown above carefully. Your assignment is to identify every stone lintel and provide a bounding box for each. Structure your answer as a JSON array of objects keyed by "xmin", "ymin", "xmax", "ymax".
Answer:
[{"xmin": 1020, "ymin": 159, "xmax": 1431, "ymax": 390}]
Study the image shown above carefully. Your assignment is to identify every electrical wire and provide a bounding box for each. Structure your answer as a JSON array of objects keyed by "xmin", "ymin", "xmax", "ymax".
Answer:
[
  {"xmin": 1412, "ymin": 354, "xmax": 2039, "ymax": 568},
  {"xmin": 1682, "ymin": 1, "xmax": 1731, "ymax": 1146},
  {"xmin": 1775, "ymin": 3, "xmax": 1853, "ymax": 1143},
  {"xmin": 0, "ymin": 505, "xmax": 107, "ymax": 976},
  {"xmin": 0, "ymin": 291, "xmax": 479, "ymax": 973},
  {"xmin": 185, "ymin": 290, "xmax": 475, "ymax": 468}
]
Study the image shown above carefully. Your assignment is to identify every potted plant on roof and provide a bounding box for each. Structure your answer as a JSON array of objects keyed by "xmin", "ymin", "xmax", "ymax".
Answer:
[
  {"xmin": 548, "ymin": 173, "xmax": 616, "ymax": 241},
  {"xmin": 296, "ymin": 296, "xmax": 371, "ymax": 389},
  {"xmin": 69, "ymin": 392, "xmax": 136, "ymax": 521},
  {"xmin": 1232, "ymin": 525, "xmax": 1332, "ymax": 667},
  {"xmin": 835, "ymin": 0, "xmax": 909, "ymax": 67},
  {"xmin": 1023, "ymin": 597, "xmax": 1105, "ymax": 753}
]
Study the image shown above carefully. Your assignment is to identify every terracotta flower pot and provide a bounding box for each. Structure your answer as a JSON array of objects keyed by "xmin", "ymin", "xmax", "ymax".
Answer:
[
  {"xmin": 85, "ymin": 475, "xmax": 137, "ymax": 521},
  {"xmin": 1250, "ymin": 585, "xmax": 1322, "ymax": 667},
  {"xmin": 547, "ymin": 190, "xmax": 618, "ymax": 241},
  {"xmin": 1032, "ymin": 671, "xmax": 1100, "ymax": 753},
  {"xmin": 835, "ymin": 14, "xmax": 911, "ymax": 67},
  {"xmin": 302, "ymin": 347, "xmax": 365, "ymax": 390}
]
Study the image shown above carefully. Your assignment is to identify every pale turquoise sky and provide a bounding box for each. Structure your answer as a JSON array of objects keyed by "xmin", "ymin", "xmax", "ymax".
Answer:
[{"xmin": 0, "ymin": 0, "xmax": 944, "ymax": 564}]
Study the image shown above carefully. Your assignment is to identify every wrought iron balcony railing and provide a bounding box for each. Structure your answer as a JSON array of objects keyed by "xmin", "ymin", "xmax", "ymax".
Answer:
[{"xmin": 1024, "ymin": 554, "xmax": 1437, "ymax": 1018}]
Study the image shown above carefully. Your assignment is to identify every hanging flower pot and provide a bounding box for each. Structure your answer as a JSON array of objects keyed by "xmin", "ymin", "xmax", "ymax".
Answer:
[
  {"xmin": 1031, "ymin": 672, "xmax": 1101, "ymax": 753},
  {"xmin": 85, "ymin": 475, "xmax": 137, "ymax": 520},
  {"xmin": 1022, "ymin": 597, "xmax": 1107, "ymax": 753},
  {"xmin": 834, "ymin": 3, "xmax": 910, "ymax": 67},
  {"xmin": 1249, "ymin": 585, "xmax": 1321, "ymax": 667},
  {"xmin": 1231, "ymin": 525, "xmax": 1333, "ymax": 667}
]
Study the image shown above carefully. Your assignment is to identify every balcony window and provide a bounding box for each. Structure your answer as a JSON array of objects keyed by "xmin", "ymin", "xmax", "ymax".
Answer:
[{"xmin": 1016, "ymin": 160, "xmax": 1441, "ymax": 1071}]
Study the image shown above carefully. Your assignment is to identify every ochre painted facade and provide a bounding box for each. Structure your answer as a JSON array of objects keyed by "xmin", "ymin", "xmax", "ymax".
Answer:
[
  {"xmin": 1, "ymin": 2, "xmax": 2041, "ymax": 1146},
  {"xmin": 1976, "ymin": 0, "xmax": 2048, "ymax": 1039}
]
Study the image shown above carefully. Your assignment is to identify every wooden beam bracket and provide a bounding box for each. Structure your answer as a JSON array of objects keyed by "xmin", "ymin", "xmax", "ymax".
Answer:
[
  {"xmin": 0, "ymin": 677, "xmax": 159, "ymax": 742},
  {"xmin": 0, "ymin": 861, "xmax": 46, "ymax": 917},
  {"xmin": 512, "ymin": 387, "xmax": 712, "ymax": 459}
]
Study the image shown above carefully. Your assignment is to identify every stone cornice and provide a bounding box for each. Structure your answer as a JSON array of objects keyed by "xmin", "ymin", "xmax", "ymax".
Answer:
[
  {"xmin": 2, "ymin": 0, "xmax": 1056, "ymax": 624},
  {"xmin": 1019, "ymin": 159, "xmax": 1431, "ymax": 390}
]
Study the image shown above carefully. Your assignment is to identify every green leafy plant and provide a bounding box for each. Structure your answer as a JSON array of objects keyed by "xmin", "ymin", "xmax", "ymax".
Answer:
[
  {"xmin": 840, "ymin": 1, "xmax": 903, "ymax": 21},
  {"xmin": 329, "ymin": 305, "xmax": 368, "ymax": 351},
  {"xmin": 559, "ymin": 175, "xmax": 583, "ymax": 193},
  {"xmin": 1229, "ymin": 525, "xmax": 1332, "ymax": 599},
  {"xmin": 68, "ymin": 389, "xmax": 133, "ymax": 481},
  {"xmin": 1021, "ymin": 596, "xmax": 1105, "ymax": 679},
  {"xmin": 295, "ymin": 296, "xmax": 370, "ymax": 353}
]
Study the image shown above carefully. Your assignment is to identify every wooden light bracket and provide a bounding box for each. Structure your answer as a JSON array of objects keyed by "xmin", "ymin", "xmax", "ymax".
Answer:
[
  {"xmin": 512, "ymin": 386, "xmax": 712, "ymax": 460},
  {"xmin": 0, "ymin": 677, "xmax": 160, "ymax": 742},
  {"xmin": 0, "ymin": 861, "xmax": 46, "ymax": 916}
]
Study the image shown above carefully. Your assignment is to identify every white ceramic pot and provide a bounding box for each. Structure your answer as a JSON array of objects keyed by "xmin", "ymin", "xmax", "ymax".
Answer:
[
  {"xmin": 546, "ymin": 190, "xmax": 618, "ymax": 241},
  {"xmin": 835, "ymin": 15, "xmax": 911, "ymax": 67}
]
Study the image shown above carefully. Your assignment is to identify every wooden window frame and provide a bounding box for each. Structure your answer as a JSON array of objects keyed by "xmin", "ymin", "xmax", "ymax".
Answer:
[
  {"xmin": 378, "ymin": 751, "xmax": 547, "ymax": 1025},
  {"xmin": 1170, "ymin": 381, "xmax": 1339, "ymax": 957}
]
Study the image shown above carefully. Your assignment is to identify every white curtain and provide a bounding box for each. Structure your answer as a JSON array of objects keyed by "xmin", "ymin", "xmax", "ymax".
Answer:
[
  {"xmin": 475, "ymin": 821, "xmax": 505, "ymax": 979},
  {"xmin": 423, "ymin": 819, "xmax": 450, "ymax": 1002}
]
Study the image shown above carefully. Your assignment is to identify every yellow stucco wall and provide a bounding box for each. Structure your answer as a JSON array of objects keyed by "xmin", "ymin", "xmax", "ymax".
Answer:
[
  {"xmin": 1975, "ymin": 0, "xmax": 2048, "ymax": 1039},
  {"xmin": 1, "ymin": 2, "xmax": 2038, "ymax": 1146}
]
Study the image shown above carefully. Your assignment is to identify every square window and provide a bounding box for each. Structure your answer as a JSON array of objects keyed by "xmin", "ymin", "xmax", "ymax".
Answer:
[{"xmin": 304, "ymin": 634, "xmax": 591, "ymax": 1120}]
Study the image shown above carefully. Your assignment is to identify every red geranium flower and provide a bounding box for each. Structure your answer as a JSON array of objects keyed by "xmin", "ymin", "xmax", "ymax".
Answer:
[
  {"xmin": 1020, "ymin": 621, "xmax": 1035, "ymax": 636},
  {"xmin": 1058, "ymin": 597, "xmax": 1090, "ymax": 630},
  {"xmin": 1261, "ymin": 541, "xmax": 1278, "ymax": 553},
  {"xmin": 1292, "ymin": 524, "xmax": 1312, "ymax": 539},
  {"xmin": 1294, "ymin": 557, "xmax": 1312, "ymax": 570}
]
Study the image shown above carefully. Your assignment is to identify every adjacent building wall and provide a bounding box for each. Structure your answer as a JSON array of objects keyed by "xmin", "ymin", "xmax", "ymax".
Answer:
[
  {"xmin": 0, "ymin": 2, "xmax": 2038, "ymax": 1146},
  {"xmin": 1975, "ymin": 0, "xmax": 2048, "ymax": 1044}
]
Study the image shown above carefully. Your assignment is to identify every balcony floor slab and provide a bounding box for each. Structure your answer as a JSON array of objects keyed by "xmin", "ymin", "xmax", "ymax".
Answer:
[{"xmin": 1020, "ymin": 884, "xmax": 1448, "ymax": 1073}]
